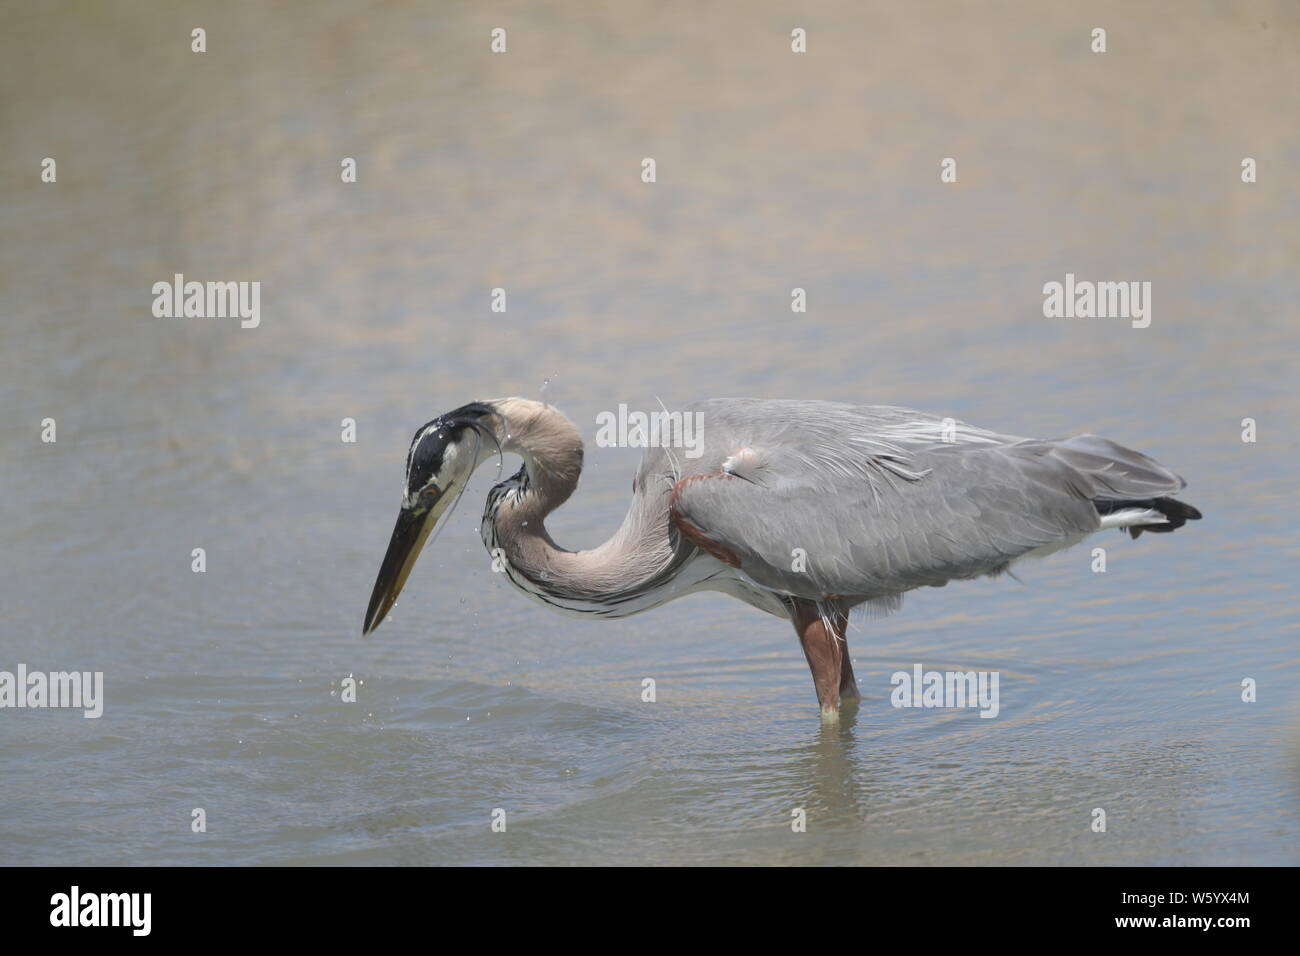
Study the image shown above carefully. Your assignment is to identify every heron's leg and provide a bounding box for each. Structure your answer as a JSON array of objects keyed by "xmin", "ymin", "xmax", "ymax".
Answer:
[
  {"xmin": 838, "ymin": 630, "xmax": 860, "ymax": 701},
  {"xmin": 790, "ymin": 602, "xmax": 844, "ymax": 720}
]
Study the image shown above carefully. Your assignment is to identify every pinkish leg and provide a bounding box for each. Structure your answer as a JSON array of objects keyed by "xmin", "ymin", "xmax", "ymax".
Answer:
[{"xmin": 791, "ymin": 602, "xmax": 850, "ymax": 720}]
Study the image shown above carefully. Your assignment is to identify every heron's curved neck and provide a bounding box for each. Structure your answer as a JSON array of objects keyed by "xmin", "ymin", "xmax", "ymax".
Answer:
[
  {"xmin": 487, "ymin": 397, "xmax": 584, "ymax": 512},
  {"xmin": 483, "ymin": 398, "xmax": 675, "ymax": 611}
]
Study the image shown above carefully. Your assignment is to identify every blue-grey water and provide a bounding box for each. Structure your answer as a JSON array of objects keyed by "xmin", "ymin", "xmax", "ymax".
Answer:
[{"xmin": 2, "ymin": 1, "xmax": 1298, "ymax": 865}]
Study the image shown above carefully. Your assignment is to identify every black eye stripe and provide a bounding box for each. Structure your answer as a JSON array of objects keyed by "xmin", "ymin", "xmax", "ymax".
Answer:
[
  {"xmin": 403, "ymin": 402, "xmax": 496, "ymax": 495},
  {"xmin": 407, "ymin": 424, "xmax": 467, "ymax": 492}
]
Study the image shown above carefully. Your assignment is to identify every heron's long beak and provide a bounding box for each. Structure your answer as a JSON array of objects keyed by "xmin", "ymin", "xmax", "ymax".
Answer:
[{"xmin": 362, "ymin": 492, "xmax": 443, "ymax": 635}]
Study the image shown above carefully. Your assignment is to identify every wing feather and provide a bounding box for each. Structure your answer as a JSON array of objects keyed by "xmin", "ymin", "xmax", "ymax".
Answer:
[{"xmin": 646, "ymin": 399, "xmax": 1180, "ymax": 604}]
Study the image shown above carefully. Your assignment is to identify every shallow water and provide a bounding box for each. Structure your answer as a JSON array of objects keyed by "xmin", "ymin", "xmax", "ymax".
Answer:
[{"xmin": 2, "ymin": 1, "xmax": 1299, "ymax": 865}]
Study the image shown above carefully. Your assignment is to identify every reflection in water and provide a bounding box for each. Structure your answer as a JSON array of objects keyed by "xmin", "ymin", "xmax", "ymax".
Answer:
[{"xmin": 800, "ymin": 707, "xmax": 869, "ymax": 824}]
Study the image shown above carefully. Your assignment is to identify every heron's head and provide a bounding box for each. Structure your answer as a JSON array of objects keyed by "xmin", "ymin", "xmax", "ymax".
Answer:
[{"xmin": 362, "ymin": 401, "xmax": 499, "ymax": 635}]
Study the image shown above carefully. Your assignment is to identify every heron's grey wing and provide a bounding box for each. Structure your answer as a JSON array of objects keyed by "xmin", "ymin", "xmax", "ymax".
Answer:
[{"xmin": 662, "ymin": 400, "xmax": 1188, "ymax": 602}]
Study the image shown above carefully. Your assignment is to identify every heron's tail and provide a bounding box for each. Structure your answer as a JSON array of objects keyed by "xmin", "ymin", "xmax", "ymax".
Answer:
[
  {"xmin": 1040, "ymin": 433, "xmax": 1202, "ymax": 538},
  {"xmin": 1094, "ymin": 496, "xmax": 1203, "ymax": 538}
]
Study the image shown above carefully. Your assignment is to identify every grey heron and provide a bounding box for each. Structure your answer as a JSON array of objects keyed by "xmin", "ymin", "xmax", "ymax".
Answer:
[{"xmin": 363, "ymin": 397, "xmax": 1201, "ymax": 720}]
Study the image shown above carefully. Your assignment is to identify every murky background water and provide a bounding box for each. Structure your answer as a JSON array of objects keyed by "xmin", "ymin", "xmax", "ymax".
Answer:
[{"xmin": 2, "ymin": 1, "xmax": 1299, "ymax": 865}]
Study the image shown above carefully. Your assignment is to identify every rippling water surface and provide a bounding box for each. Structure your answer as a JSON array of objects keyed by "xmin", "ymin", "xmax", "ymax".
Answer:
[{"xmin": 2, "ymin": 1, "xmax": 1298, "ymax": 865}]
